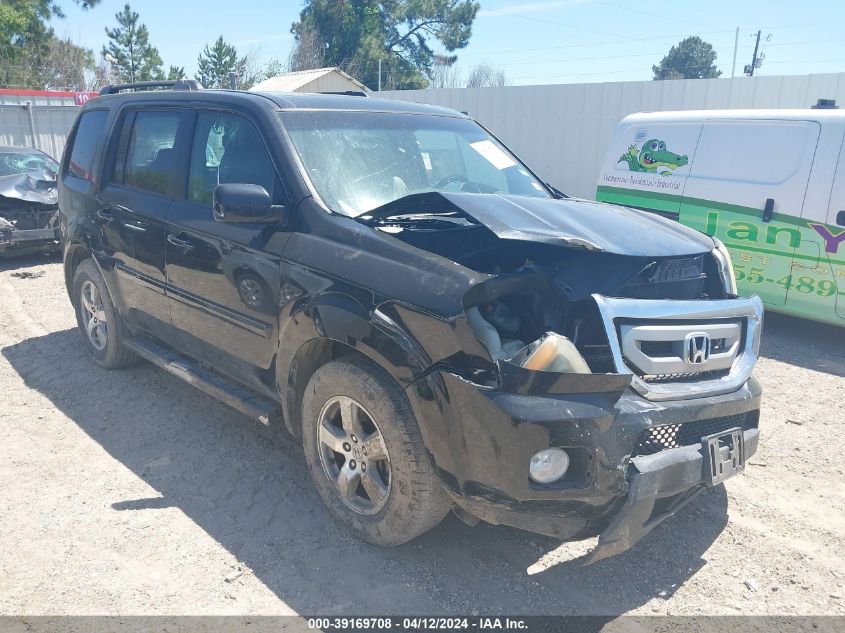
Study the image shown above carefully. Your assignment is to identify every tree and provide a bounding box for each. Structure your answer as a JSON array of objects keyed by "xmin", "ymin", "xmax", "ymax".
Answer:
[
  {"xmin": 167, "ymin": 65, "xmax": 185, "ymax": 80},
  {"xmin": 41, "ymin": 36, "xmax": 96, "ymax": 90},
  {"xmin": 196, "ymin": 36, "xmax": 256, "ymax": 89},
  {"xmin": 0, "ymin": 0, "xmax": 100, "ymax": 88},
  {"xmin": 260, "ymin": 57, "xmax": 287, "ymax": 82},
  {"xmin": 287, "ymin": 22, "xmax": 325, "ymax": 72},
  {"xmin": 465, "ymin": 62, "xmax": 506, "ymax": 87},
  {"xmin": 653, "ymin": 36, "xmax": 721, "ymax": 80},
  {"xmin": 428, "ymin": 53, "xmax": 461, "ymax": 88},
  {"xmin": 290, "ymin": 0, "xmax": 480, "ymax": 90},
  {"xmin": 102, "ymin": 3, "xmax": 163, "ymax": 83}
]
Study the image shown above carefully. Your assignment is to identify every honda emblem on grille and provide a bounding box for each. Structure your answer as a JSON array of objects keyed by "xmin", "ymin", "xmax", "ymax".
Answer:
[{"xmin": 685, "ymin": 332, "xmax": 711, "ymax": 365}]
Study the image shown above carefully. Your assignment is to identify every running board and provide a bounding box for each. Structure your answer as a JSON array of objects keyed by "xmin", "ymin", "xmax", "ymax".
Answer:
[{"xmin": 124, "ymin": 337, "xmax": 281, "ymax": 426}]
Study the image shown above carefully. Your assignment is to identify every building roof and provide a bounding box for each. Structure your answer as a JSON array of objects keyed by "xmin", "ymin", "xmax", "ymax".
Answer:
[{"xmin": 250, "ymin": 67, "xmax": 369, "ymax": 93}]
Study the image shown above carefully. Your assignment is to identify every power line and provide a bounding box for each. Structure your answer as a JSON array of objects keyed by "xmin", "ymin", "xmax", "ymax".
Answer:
[
  {"xmin": 456, "ymin": 19, "xmax": 845, "ymax": 59},
  {"xmin": 508, "ymin": 57, "xmax": 845, "ymax": 82},
  {"xmin": 457, "ymin": 36, "xmax": 844, "ymax": 70}
]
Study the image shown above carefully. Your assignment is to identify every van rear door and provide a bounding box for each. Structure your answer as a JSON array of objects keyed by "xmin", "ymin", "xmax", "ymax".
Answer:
[{"xmin": 679, "ymin": 119, "xmax": 820, "ymax": 307}]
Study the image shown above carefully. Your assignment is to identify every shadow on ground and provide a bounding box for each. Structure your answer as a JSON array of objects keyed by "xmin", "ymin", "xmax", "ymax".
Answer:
[
  {"xmin": 0, "ymin": 252, "xmax": 60, "ymax": 273},
  {"xmin": 3, "ymin": 328, "xmax": 728, "ymax": 617},
  {"xmin": 760, "ymin": 312, "xmax": 845, "ymax": 377}
]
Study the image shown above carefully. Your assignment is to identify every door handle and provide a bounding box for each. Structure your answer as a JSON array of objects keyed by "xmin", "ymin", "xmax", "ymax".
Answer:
[
  {"xmin": 762, "ymin": 198, "xmax": 774, "ymax": 223},
  {"xmin": 96, "ymin": 208, "xmax": 113, "ymax": 223},
  {"xmin": 167, "ymin": 234, "xmax": 194, "ymax": 250}
]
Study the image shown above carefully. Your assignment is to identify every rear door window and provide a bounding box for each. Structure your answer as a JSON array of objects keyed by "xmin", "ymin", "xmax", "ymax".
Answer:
[
  {"xmin": 66, "ymin": 110, "xmax": 108, "ymax": 182},
  {"xmin": 121, "ymin": 111, "xmax": 182, "ymax": 196}
]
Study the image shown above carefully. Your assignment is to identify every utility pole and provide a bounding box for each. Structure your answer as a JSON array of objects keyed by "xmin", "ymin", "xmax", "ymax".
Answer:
[
  {"xmin": 731, "ymin": 27, "xmax": 739, "ymax": 78},
  {"xmin": 378, "ymin": 59, "xmax": 382, "ymax": 91},
  {"xmin": 745, "ymin": 30, "xmax": 761, "ymax": 76}
]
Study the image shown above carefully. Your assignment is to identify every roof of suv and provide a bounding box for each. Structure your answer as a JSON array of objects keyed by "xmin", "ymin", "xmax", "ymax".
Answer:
[{"xmin": 89, "ymin": 88, "xmax": 467, "ymax": 118}]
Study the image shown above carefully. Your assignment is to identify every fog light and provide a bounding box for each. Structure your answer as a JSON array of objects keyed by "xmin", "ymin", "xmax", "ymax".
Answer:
[{"xmin": 529, "ymin": 448, "xmax": 570, "ymax": 484}]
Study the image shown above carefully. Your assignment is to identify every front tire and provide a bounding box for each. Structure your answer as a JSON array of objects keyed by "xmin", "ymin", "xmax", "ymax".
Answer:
[
  {"xmin": 301, "ymin": 357, "xmax": 450, "ymax": 545},
  {"xmin": 72, "ymin": 259, "xmax": 135, "ymax": 369}
]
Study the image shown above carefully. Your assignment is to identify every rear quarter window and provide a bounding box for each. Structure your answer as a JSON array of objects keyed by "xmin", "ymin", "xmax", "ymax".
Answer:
[{"xmin": 66, "ymin": 110, "xmax": 108, "ymax": 182}]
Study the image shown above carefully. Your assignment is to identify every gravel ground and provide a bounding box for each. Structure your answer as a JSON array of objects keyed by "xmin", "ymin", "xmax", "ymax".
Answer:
[{"xmin": 1, "ymin": 254, "xmax": 844, "ymax": 617}]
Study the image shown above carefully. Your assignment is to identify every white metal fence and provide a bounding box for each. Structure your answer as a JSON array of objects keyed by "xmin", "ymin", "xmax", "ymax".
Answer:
[
  {"xmin": 0, "ymin": 103, "xmax": 79, "ymax": 160},
  {"xmin": 2, "ymin": 72, "xmax": 844, "ymax": 188},
  {"xmin": 381, "ymin": 72, "xmax": 845, "ymax": 199}
]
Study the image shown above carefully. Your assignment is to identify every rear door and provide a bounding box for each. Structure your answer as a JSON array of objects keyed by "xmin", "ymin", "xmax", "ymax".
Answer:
[
  {"xmin": 98, "ymin": 107, "xmax": 190, "ymax": 338},
  {"xmin": 164, "ymin": 109, "xmax": 289, "ymax": 374},
  {"xmin": 679, "ymin": 119, "xmax": 820, "ymax": 307}
]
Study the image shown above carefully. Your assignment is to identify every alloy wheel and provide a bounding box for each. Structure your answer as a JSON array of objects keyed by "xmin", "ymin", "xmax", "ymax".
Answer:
[
  {"xmin": 80, "ymin": 279, "xmax": 108, "ymax": 351},
  {"xmin": 317, "ymin": 395, "xmax": 391, "ymax": 515}
]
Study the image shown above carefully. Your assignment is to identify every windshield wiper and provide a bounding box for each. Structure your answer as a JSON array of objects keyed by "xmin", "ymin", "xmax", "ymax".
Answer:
[{"xmin": 355, "ymin": 191, "xmax": 473, "ymax": 226}]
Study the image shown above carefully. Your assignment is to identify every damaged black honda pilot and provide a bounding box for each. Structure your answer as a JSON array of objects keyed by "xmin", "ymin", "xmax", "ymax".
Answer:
[{"xmin": 59, "ymin": 81, "xmax": 762, "ymax": 562}]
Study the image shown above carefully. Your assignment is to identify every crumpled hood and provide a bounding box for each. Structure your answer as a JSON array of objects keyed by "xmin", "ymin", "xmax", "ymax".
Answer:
[
  {"xmin": 436, "ymin": 192, "xmax": 713, "ymax": 257},
  {"xmin": 0, "ymin": 171, "xmax": 58, "ymax": 207}
]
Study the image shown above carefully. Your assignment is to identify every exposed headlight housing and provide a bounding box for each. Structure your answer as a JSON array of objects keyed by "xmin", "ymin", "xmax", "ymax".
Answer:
[
  {"xmin": 712, "ymin": 238, "xmax": 737, "ymax": 296},
  {"xmin": 529, "ymin": 448, "xmax": 570, "ymax": 484}
]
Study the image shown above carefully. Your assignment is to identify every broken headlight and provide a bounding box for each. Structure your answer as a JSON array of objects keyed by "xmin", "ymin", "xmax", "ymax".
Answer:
[{"xmin": 711, "ymin": 238, "xmax": 737, "ymax": 296}]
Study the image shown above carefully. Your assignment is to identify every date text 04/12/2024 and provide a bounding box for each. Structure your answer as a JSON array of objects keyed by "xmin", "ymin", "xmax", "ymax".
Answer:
[{"xmin": 307, "ymin": 617, "xmax": 529, "ymax": 630}]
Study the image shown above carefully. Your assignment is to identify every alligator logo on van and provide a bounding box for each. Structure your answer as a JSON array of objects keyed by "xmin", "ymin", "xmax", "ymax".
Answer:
[{"xmin": 619, "ymin": 139, "xmax": 688, "ymax": 176}]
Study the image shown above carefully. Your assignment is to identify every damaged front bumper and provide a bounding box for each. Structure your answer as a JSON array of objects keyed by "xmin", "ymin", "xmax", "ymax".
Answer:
[
  {"xmin": 424, "ymin": 294, "xmax": 763, "ymax": 563},
  {"xmin": 586, "ymin": 424, "xmax": 757, "ymax": 563}
]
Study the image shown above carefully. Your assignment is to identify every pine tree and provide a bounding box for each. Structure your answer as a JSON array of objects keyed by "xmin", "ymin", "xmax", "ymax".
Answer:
[
  {"xmin": 196, "ymin": 36, "xmax": 254, "ymax": 89},
  {"xmin": 102, "ymin": 3, "xmax": 163, "ymax": 83}
]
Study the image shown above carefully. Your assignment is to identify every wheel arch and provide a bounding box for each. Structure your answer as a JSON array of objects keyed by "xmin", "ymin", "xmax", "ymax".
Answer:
[
  {"xmin": 63, "ymin": 243, "xmax": 93, "ymax": 302},
  {"xmin": 277, "ymin": 296, "xmax": 433, "ymax": 438}
]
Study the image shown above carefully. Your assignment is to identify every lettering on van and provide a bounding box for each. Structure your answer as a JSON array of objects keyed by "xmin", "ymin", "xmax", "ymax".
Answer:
[
  {"xmin": 619, "ymin": 139, "xmax": 688, "ymax": 176},
  {"xmin": 705, "ymin": 211, "xmax": 845, "ymax": 256},
  {"xmin": 809, "ymin": 223, "xmax": 845, "ymax": 254}
]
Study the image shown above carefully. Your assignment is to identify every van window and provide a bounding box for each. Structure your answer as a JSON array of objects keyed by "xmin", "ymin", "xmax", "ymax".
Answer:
[
  {"xmin": 66, "ymin": 110, "xmax": 108, "ymax": 182},
  {"xmin": 187, "ymin": 112, "xmax": 276, "ymax": 206},
  {"xmin": 123, "ymin": 111, "xmax": 181, "ymax": 195}
]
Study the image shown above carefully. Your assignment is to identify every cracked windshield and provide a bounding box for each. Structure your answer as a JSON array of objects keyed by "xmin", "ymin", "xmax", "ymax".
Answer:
[{"xmin": 282, "ymin": 111, "xmax": 551, "ymax": 216}]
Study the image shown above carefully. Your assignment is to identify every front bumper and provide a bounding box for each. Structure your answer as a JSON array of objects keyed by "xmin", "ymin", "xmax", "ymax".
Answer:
[
  {"xmin": 424, "ymin": 371, "xmax": 761, "ymax": 562},
  {"xmin": 586, "ymin": 426, "xmax": 757, "ymax": 563}
]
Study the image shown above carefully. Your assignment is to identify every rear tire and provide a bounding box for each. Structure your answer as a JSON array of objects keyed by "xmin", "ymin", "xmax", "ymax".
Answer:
[
  {"xmin": 301, "ymin": 357, "xmax": 450, "ymax": 546},
  {"xmin": 72, "ymin": 259, "xmax": 135, "ymax": 369}
]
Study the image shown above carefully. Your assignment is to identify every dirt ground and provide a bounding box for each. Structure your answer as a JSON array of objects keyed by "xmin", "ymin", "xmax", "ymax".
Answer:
[{"xmin": 1, "ymin": 254, "xmax": 844, "ymax": 617}]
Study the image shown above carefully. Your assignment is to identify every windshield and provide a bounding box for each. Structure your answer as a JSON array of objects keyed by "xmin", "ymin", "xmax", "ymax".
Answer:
[
  {"xmin": 281, "ymin": 111, "xmax": 551, "ymax": 217},
  {"xmin": 0, "ymin": 150, "xmax": 59, "ymax": 177}
]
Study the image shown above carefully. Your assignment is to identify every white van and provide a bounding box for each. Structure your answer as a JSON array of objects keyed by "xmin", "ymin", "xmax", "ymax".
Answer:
[{"xmin": 596, "ymin": 109, "xmax": 845, "ymax": 326}]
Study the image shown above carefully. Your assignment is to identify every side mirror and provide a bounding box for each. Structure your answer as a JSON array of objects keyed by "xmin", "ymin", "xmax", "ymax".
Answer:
[{"xmin": 213, "ymin": 183, "xmax": 287, "ymax": 224}]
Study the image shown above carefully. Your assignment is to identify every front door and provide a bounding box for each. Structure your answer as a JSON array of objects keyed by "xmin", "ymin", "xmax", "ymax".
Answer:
[
  {"xmin": 165, "ymin": 110, "xmax": 290, "ymax": 376},
  {"xmin": 98, "ymin": 108, "xmax": 188, "ymax": 339}
]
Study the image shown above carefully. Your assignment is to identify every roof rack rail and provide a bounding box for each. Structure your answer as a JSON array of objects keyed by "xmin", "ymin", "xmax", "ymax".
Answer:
[
  {"xmin": 99, "ymin": 79, "xmax": 203, "ymax": 96},
  {"xmin": 320, "ymin": 90, "xmax": 369, "ymax": 97}
]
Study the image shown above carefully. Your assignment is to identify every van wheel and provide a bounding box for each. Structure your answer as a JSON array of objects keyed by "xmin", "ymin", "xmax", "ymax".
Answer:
[
  {"xmin": 72, "ymin": 260, "xmax": 135, "ymax": 369},
  {"xmin": 301, "ymin": 357, "xmax": 451, "ymax": 545}
]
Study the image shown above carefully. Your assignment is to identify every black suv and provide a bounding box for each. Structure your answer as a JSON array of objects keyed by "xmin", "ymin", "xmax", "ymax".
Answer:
[{"xmin": 59, "ymin": 81, "xmax": 763, "ymax": 562}]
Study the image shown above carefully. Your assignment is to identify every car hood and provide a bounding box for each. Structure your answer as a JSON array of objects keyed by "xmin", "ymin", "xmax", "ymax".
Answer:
[
  {"xmin": 0, "ymin": 171, "xmax": 58, "ymax": 207},
  {"xmin": 361, "ymin": 192, "xmax": 714, "ymax": 257}
]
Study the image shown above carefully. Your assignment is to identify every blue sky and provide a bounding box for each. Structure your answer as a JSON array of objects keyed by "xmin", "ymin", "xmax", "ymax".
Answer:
[{"xmin": 57, "ymin": 0, "xmax": 845, "ymax": 86}]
